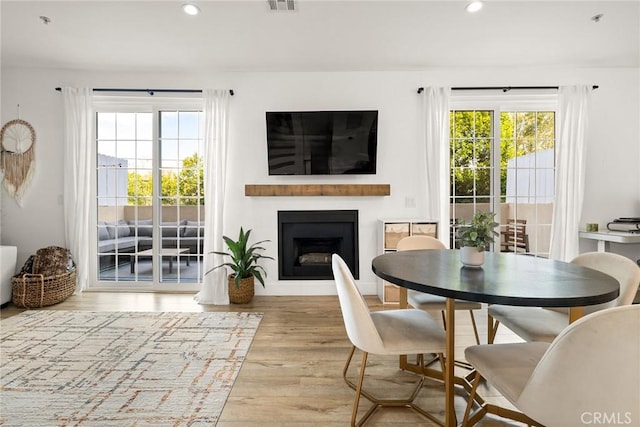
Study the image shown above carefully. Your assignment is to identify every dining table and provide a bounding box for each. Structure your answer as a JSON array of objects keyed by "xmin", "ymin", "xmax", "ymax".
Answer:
[{"xmin": 371, "ymin": 249, "xmax": 620, "ymax": 427}]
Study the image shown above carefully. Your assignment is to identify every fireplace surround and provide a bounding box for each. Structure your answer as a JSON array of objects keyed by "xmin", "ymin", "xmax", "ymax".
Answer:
[{"xmin": 278, "ymin": 210, "xmax": 359, "ymax": 280}]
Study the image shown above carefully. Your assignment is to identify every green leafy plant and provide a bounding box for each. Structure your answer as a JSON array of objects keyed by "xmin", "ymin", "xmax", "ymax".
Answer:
[
  {"xmin": 457, "ymin": 211, "xmax": 499, "ymax": 251},
  {"xmin": 207, "ymin": 227, "xmax": 273, "ymax": 289}
]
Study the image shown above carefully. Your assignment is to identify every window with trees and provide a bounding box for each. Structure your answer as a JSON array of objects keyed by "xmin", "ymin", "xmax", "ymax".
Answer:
[
  {"xmin": 450, "ymin": 105, "xmax": 555, "ymax": 257},
  {"xmin": 96, "ymin": 108, "xmax": 204, "ymax": 290}
]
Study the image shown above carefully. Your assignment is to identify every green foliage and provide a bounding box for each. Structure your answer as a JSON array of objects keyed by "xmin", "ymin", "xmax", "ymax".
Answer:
[
  {"xmin": 450, "ymin": 111, "xmax": 554, "ymax": 203},
  {"xmin": 127, "ymin": 172, "xmax": 153, "ymax": 205},
  {"xmin": 207, "ymin": 227, "xmax": 274, "ymax": 289},
  {"xmin": 177, "ymin": 154, "xmax": 204, "ymax": 205},
  {"xmin": 457, "ymin": 211, "xmax": 500, "ymax": 251},
  {"xmin": 128, "ymin": 153, "xmax": 204, "ymax": 205}
]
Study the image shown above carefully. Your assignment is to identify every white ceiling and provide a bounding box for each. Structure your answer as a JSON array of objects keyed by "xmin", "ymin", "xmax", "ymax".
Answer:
[{"xmin": 1, "ymin": 1, "xmax": 638, "ymax": 73}]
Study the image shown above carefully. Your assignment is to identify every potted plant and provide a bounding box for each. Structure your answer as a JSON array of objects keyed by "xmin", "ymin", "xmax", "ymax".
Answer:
[
  {"xmin": 457, "ymin": 211, "xmax": 499, "ymax": 267},
  {"xmin": 208, "ymin": 227, "xmax": 273, "ymax": 304}
]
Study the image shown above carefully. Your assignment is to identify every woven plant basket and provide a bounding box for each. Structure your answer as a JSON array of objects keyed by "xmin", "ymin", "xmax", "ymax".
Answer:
[
  {"xmin": 228, "ymin": 275, "xmax": 254, "ymax": 304},
  {"xmin": 11, "ymin": 269, "xmax": 76, "ymax": 309}
]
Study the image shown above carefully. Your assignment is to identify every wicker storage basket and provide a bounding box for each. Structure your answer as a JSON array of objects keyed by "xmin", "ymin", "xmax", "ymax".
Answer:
[
  {"xmin": 228, "ymin": 275, "xmax": 255, "ymax": 304},
  {"xmin": 11, "ymin": 269, "xmax": 76, "ymax": 309}
]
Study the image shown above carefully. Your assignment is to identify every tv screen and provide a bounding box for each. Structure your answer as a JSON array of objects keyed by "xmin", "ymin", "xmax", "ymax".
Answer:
[{"xmin": 266, "ymin": 110, "xmax": 378, "ymax": 175}]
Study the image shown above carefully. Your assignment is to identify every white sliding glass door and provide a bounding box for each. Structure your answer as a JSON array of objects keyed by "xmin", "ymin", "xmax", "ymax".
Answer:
[
  {"xmin": 449, "ymin": 96, "xmax": 556, "ymax": 258},
  {"xmin": 95, "ymin": 103, "xmax": 204, "ymax": 291}
]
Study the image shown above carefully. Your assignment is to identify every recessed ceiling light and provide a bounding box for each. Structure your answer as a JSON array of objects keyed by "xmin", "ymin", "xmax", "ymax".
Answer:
[
  {"xmin": 182, "ymin": 4, "xmax": 200, "ymax": 16},
  {"xmin": 466, "ymin": 1, "xmax": 483, "ymax": 13}
]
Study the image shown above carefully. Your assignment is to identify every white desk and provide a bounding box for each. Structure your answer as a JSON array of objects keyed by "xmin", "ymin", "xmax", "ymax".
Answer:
[{"xmin": 579, "ymin": 230, "xmax": 640, "ymax": 252}]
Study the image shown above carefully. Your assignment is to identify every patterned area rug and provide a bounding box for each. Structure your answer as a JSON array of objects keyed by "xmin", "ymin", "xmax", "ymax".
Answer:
[{"xmin": 0, "ymin": 310, "xmax": 262, "ymax": 426}]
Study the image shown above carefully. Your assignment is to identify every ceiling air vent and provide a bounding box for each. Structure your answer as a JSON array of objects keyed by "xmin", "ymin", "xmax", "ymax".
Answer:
[{"xmin": 268, "ymin": 0, "xmax": 295, "ymax": 11}]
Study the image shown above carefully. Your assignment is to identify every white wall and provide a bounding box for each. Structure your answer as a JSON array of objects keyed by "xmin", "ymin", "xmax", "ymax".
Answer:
[{"xmin": 1, "ymin": 66, "xmax": 638, "ymax": 294}]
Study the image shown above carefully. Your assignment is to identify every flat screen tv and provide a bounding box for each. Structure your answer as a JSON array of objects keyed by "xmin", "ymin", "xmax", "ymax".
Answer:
[{"xmin": 266, "ymin": 110, "xmax": 378, "ymax": 175}]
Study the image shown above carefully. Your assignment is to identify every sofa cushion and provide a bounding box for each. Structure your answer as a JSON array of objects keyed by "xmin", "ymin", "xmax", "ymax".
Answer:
[
  {"xmin": 161, "ymin": 221, "xmax": 186, "ymax": 238},
  {"xmin": 98, "ymin": 236, "xmax": 138, "ymax": 253},
  {"xmin": 128, "ymin": 219, "xmax": 153, "ymax": 237},
  {"xmin": 161, "ymin": 237, "xmax": 202, "ymax": 251},
  {"xmin": 98, "ymin": 221, "xmax": 110, "ymax": 241},
  {"xmin": 137, "ymin": 236, "xmax": 153, "ymax": 251},
  {"xmin": 116, "ymin": 220, "xmax": 130, "ymax": 238},
  {"xmin": 107, "ymin": 220, "xmax": 130, "ymax": 239},
  {"xmin": 183, "ymin": 221, "xmax": 204, "ymax": 238}
]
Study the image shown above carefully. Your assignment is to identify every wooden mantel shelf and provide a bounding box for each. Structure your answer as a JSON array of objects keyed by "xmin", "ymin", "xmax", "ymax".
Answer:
[{"xmin": 245, "ymin": 184, "xmax": 391, "ymax": 197}]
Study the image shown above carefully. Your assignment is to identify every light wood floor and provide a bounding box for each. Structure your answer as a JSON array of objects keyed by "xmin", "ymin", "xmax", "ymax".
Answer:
[{"xmin": 1, "ymin": 293, "xmax": 527, "ymax": 426}]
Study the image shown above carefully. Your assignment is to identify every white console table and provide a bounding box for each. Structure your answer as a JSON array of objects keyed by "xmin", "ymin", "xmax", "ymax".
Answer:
[{"xmin": 579, "ymin": 230, "xmax": 640, "ymax": 252}]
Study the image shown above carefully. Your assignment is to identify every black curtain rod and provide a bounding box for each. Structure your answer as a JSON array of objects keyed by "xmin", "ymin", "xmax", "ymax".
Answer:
[
  {"xmin": 55, "ymin": 87, "xmax": 234, "ymax": 96},
  {"xmin": 417, "ymin": 85, "xmax": 599, "ymax": 94}
]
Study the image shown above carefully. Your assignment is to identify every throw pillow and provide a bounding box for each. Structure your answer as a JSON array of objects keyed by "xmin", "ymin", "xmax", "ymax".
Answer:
[
  {"xmin": 97, "ymin": 221, "xmax": 110, "ymax": 241},
  {"xmin": 32, "ymin": 246, "xmax": 72, "ymax": 276},
  {"xmin": 183, "ymin": 221, "xmax": 203, "ymax": 237},
  {"xmin": 116, "ymin": 219, "xmax": 130, "ymax": 238}
]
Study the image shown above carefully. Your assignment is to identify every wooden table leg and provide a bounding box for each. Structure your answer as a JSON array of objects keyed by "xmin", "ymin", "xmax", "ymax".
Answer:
[
  {"xmin": 569, "ymin": 306, "xmax": 585, "ymax": 323},
  {"xmin": 399, "ymin": 286, "xmax": 409, "ymax": 369},
  {"xmin": 445, "ymin": 297, "xmax": 456, "ymax": 427}
]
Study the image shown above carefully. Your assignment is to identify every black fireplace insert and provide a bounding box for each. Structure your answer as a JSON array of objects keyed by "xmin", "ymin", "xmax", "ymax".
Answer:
[{"xmin": 278, "ymin": 210, "xmax": 359, "ymax": 280}]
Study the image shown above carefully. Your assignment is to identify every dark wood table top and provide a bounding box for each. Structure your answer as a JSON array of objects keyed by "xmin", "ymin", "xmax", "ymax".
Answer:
[{"xmin": 372, "ymin": 250, "xmax": 620, "ymax": 307}]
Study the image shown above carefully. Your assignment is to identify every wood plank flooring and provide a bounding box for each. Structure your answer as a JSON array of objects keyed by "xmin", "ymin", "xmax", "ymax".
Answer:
[{"xmin": 1, "ymin": 293, "xmax": 526, "ymax": 426}]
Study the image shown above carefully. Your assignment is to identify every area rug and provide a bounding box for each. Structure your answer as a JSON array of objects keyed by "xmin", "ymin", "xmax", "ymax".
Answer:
[{"xmin": 0, "ymin": 310, "xmax": 262, "ymax": 426}]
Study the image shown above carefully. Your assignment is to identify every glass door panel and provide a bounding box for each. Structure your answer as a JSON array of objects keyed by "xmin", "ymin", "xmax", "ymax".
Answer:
[
  {"xmin": 499, "ymin": 111, "xmax": 555, "ymax": 257},
  {"xmin": 96, "ymin": 109, "xmax": 204, "ymax": 288},
  {"xmin": 450, "ymin": 110, "xmax": 497, "ymax": 248},
  {"xmin": 97, "ymin": 112, "xmax": 154, "ymax": 283},
  {"xmin": 448, "ymin": 108, "xmax": 555, "ymax": 256},
  {"xmin": 158, "ymin": 111, "xmax": 204, "ymax": 284}
]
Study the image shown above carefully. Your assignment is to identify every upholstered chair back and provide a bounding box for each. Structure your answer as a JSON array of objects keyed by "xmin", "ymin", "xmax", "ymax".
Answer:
[
  {"xmin": 332, "ymin": 254, "xmax": 385, "ymax": 354},
  {"xmin": 572, "ymin": 252, "xmax": 640, "ymax": 314},
  {"xmin": 396, "ymin": 235, "xmax": 446, "ymax": 251},
  {"xmin": 516, "ymin": 305, "xmax": 639, "ymax": 426}
]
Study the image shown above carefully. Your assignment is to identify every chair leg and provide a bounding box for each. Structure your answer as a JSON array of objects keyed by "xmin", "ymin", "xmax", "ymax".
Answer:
[
  {"xmin": 351, "ymin": 351, "xmax": 369, "ymax": 427},
  {"xmin": 487, "ymin": 313, "xmax": 500, "ymax": 344},
  {"xmin": 469, "ymin": 310, "xmax": 480, "ymax": 345},
  {"xmin": 342, "ymin": 345, "xmax": 444, "ymax": 426},
  {"xmin": 463, "ymin": 371, "xmax": 483, "ymax": 425}
]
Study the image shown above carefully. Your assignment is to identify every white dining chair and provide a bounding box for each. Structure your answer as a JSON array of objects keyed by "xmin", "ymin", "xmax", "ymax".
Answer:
[
  {"xmin": 331, "ymin": 254, "xmax": 446, "ymax": 426},
  {"xmin": 396, "ymin": 235, "xmax": 482, "ymax": 345},
  {"xmin": 462, "ymin": 304, "xmax": 640, "ymax": 426},
  {"xmin": 488, "ymin": 251, "xmax": 640, "ymax": 343}
]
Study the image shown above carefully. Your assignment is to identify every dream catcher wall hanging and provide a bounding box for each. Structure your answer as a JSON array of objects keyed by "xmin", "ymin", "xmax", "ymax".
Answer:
[{"xmin": 1, "ymin": 111, "xmax": 36, "ymax": 206}]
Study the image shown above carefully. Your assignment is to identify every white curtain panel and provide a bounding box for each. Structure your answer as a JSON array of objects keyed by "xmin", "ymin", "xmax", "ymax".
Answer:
[
  {"xmin": 421, "ymin": 87, "xmax": 451, "ymax": 247},
  {"xmin": 61, "ymin": 88, "xmax": 93, "ymax": 293},
  {"xmin": 195, "ymin": 89, "xmax": 231, "ymax": 305},
  {"xmin": 549, "ymin": 85, "xmax": 591, "ymax": 261}
]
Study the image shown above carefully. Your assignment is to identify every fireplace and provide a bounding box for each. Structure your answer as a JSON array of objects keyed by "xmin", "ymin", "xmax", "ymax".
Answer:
[{"xmin": 278, "ymin": 210, "xmax": 358, "ymax": 280}]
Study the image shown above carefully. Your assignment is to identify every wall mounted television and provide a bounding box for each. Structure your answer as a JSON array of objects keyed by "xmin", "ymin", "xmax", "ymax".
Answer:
[{"xmin": 266, "ymin": 110, "xmax": 378, "ymax": 175}]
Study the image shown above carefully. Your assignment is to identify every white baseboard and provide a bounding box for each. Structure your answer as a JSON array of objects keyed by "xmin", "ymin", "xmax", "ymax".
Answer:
[{"xmin": 255, "ymin": 280, "xmax": 377, "ymax": 296}]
